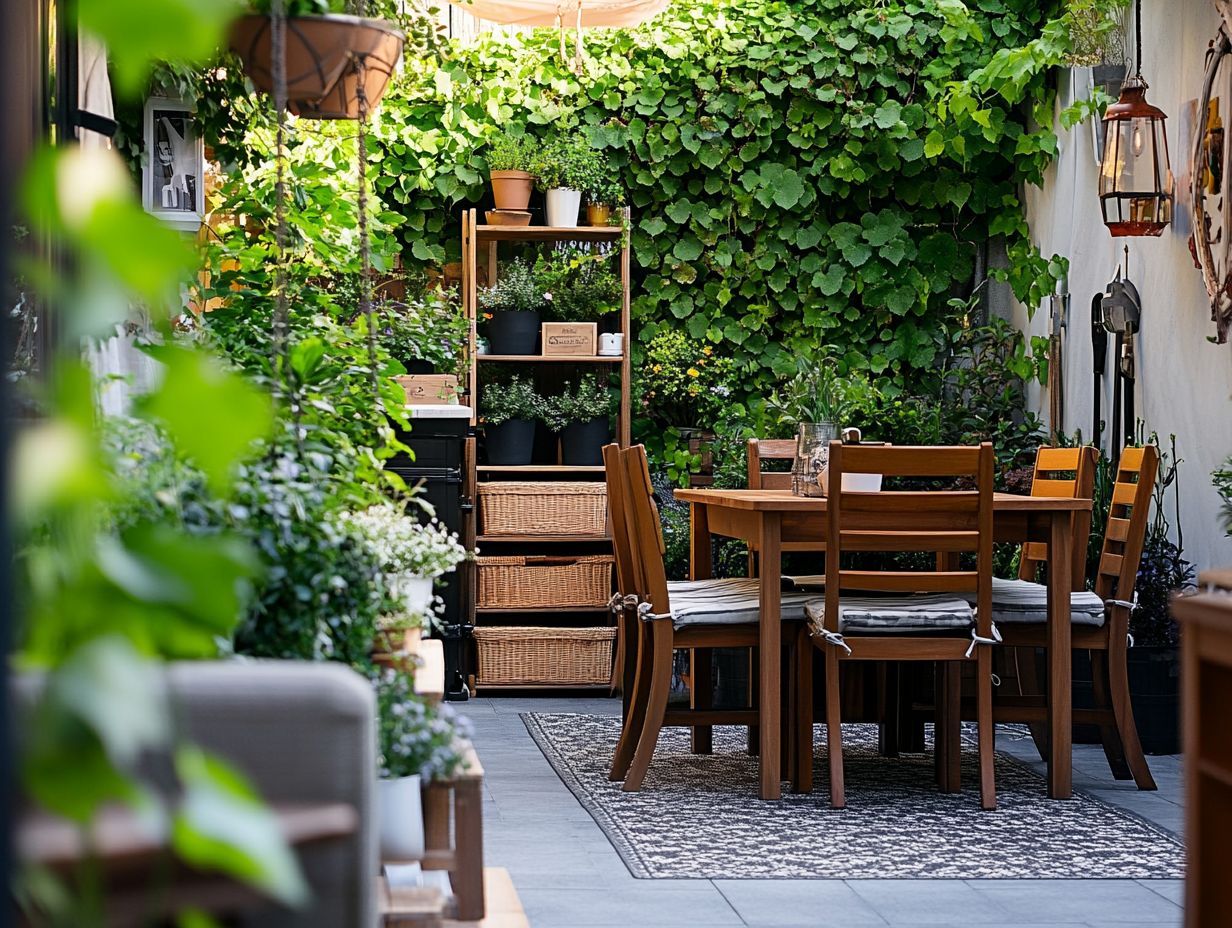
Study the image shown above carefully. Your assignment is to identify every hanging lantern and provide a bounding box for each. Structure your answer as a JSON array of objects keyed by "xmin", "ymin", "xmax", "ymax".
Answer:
[{"xmin": 1098, "ymin": 1, "xmax": 1173, "ymax": 236}]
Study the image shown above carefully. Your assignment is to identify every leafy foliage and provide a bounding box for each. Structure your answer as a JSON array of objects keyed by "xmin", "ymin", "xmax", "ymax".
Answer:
[
  {"xmin": 487, "ymin": 128, "xmax": 534, "ymax": 173},
  {"xmin": 479, "ymin": 373, "xmax": 541, "ymax": 425},
  {"xmin": 529, "ymin": 134, "xmax": 605, "ymax": 191},
  {"xmin": 378, "ymin": 287, "xmax": 468, "ymax": 377},
  {"xmin": 478, "ymin": 257, "xmax": 543, "ymax": 314},
  {"xmin": 637, "ymin": 329, "xmax": 736, "ymax": 429},
  {"xmin": 1213, "ymin": 456, "xmax": 1232, "ymax": 537},
  {"xmin": 542, "ymin": 374, "xmax": 612, "ymax": 431},
  {"xmin": 534, "ymin": 247, "xmax": 622, "ymax": 322},
  {"xmin": 768, "ymin": 349, "xmax": 878, "ymax": 428}
]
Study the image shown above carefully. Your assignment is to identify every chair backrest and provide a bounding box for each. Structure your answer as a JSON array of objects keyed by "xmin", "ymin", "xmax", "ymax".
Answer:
[
  {"xmin": 822, "ymin": 443, "xmax": 995, "ymax": 636},
  {"xmin": 619, "ymin": 445, "xmax": 673, "ymax": 616},
  {"xmin": 1093, "ymin": 444, "xmax": 1159, "ymax": 605},
  {"xmin": 748, "ymin": 438, "xmax": 797, "ymax": 491},
  {"xmin": 602, "ymin": 442, "xmax": 640, "ymax": 599},
  {"xmin": 1018, "ymin": 446, "xmax": 1099, "ymax": 585}
]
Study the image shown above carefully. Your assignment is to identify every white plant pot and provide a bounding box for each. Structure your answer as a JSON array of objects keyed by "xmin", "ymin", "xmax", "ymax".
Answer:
[
  {"xmin": 378, "ymin": 774, "xmax": 425, "ymax": 861},
  {"xmin": 545, "ymin": 187, "xmax": 582, "ymax": 227},
  {"xmin": 388, "ymin": 575, "xmax": 434, "ymax": 614}
]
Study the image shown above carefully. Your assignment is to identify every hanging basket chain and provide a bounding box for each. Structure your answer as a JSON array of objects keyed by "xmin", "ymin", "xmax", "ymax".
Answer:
[{"xmin": 271, "ymin": 0, "xmax": 290, "ymax": 397}]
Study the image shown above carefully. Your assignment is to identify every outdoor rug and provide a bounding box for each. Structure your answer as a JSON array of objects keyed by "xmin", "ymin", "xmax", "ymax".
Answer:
[{"xmin": 522, "ymin": 712, "xmax": 1184, "ymax": 880}]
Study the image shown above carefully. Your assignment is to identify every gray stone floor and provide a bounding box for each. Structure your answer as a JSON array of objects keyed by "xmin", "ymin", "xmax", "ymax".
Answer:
[{"xmin": 463, "ymin": 695, "xmax": 1184, "ymax": 928}]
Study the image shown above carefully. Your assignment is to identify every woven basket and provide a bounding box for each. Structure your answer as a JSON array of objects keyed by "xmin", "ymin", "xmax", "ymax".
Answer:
[
  {"xmin": 477, "ymin": 481, "xmax": 607, "ymax": 536},
  {"xmin": 476, "ymin": 554, "xmax": 613, "ymax": 608},
  {"xmin": 472, "ymin": 626, "xmax": 616, "ymax": 686}
]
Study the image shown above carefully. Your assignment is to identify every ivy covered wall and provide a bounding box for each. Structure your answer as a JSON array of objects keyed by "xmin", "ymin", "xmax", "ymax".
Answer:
[{"xmin": 371, "ymin": 0, "xmax": 1069, "ymax": 388}]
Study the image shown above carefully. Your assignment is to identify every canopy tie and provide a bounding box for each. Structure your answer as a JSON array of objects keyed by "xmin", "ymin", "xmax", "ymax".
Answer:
[{"xmin": 965, "ymin": 623, "xmax": 1003, "ymax": 659}]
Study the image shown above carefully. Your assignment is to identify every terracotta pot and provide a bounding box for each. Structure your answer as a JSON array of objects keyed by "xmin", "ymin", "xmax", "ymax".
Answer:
[
  {"xmin": 586, "ymin": 204, "xmax": 612, "ymax": 226},
  {"xmin": 229, "ymin": 14, "xmax": 405, "ymax": 120},
  {"xmin": 490, "ymin": 171, "xmax": 533, "ymax": 210}
]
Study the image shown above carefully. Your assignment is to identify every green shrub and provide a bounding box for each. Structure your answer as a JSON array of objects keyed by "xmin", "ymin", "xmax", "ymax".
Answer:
[
  {"xmin": 379, "ymin": 288, "xmax": 468, "ymax": 378},
  {"xmin": 478, "ymin": 257, "xmax": 543, "ymax": 315},
  {"xmin": 480, "ymin": 373, "xmax": 541, "ymax": 425},
  {"xmin": 534, "ymin": 247, "xmax": 621, "ymax": 322},
  {"xmin": 542, "ymin": 374, "xmax": 612, "ymax": 431},
  {"xmin": 487, "ymin": 128, "xmax": 534, "ymax": 173},
  {"xmin": 530, "ymin": 135, "xmax": 604, "ymax": 191}
]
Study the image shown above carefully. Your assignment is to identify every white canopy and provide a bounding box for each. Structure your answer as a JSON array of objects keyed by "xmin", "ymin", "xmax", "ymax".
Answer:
[{"xmin": 447, "ymin": 0, "xmax": 669, "ymax": 30}]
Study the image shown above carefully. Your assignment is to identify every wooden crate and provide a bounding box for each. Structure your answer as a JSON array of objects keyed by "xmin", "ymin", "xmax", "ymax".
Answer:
[
  {"xmin": 540, "ymin": 322, "xmax": 597, "ymax": 356},
  {"xmin": 398, "ymin": 375, "xmax": 459, "ymax": 405},
  {"xmin": 472, "ymin": 626, "xmax": 616, "ymax": 687}
]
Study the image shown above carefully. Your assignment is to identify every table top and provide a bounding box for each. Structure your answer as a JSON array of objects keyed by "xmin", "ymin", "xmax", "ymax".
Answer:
[{"xmin": 674, "ymin": 488, "xmax": 1092, "ymax": 513}]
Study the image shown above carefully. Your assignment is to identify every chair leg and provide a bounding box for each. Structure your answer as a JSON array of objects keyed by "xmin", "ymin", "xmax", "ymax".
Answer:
[
  {"xmin": 1089, "ymin": 649, "xmax": 1132, "ymax": 780},
  {"xmin": 610, "ymin": 617, "xmax": 652, "ymax": 781},
  {"xmin": 747, "ymin": 651, "xmax": 760, "ymax": 756},
  {"xmin": 1106, "ymin": 636, "xmax": 1157, "ymax": 791},
  {"xmin": 691, "ymin": 648, "xmax": 713, "ymax": 755},
  {"xmin": 781, "ymin": 640, "xmax": 793, "ymax": 775},
  {"xmin": 935, "ymin": 662, "xmax": 961, "ymax": 793},
  {"xmin": 624, "ymin": 621, "xmax": 675, "ymax": 792},
  {"xmin": 879, "ymin": 662, "xmax": 901, "ymax": 758},
  {"xmin": 793, "ymin": 627, "xmax": 814, "ymax": 794},
  {"xmin": 1013, "ymin": 645, "xmax": 1050, "ymax": 761},
  {"xmin": 824, "ymin": 646, "xmax": 845, "ymax": 809},
  {"xmin": 977, "ymin": 649, "xmax": 997, "ymax": 811}
]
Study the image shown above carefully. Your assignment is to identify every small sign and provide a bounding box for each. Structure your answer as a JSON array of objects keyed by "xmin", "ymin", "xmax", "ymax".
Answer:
[
  {"xmin": 541, "ymin": 322, "xmax": 598, "ymax": 356},
  {"xmin": 396, "ymin": 374, "xmax": 459, "ymax": 405}
]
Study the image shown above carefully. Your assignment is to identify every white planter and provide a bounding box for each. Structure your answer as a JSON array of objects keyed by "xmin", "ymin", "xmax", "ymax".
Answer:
[
  {"xmin": 387, "ymin": 574, "xmax": 434, "ymax": 614},
  {"xmin": 378, "ymin": 774, "xmax": 425, "ymax": 861},
  {"xmin": 545, "ymin": 187, "xmax": 582, "ymax": 227}
]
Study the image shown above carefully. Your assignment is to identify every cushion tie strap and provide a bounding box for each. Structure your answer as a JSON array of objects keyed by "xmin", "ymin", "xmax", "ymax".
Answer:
[
  {"xmin": 636, "ymin": 600, "xmax": 673, "ymax": 623},
  {"xmin": 1106, "ymin": 597, "xmax": 1137, "ymax": 611},
  {"xmin": 815, "ymin": 627, "xmax": 852, "ymax": 656},
  {"xmin": 609, "ymin": 592, "xmax": 640, "ymax": 615},
  {"xmin": 965, "ymin": 622, "xmax": 1003, "ymax": 659}
]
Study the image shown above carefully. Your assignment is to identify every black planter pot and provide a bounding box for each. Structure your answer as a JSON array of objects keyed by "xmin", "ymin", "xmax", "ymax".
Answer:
[
  {"xmin": 560, "ymin": 417, "xmax": 609, "ymax": 466},
  {"xmin": 485, "ymin": 419, "xmax": 536, "ymax": 465},
  {"xmin": 487, "ymin": 310, "xmax": 540, "ymax": 355},
  {"xmin": 402, "ymin": 358, "xmax": 435, "ymax": 375},
  {"xmin": 1127, "ymin": 645, "xmax": 1180, "ymax": 755}
]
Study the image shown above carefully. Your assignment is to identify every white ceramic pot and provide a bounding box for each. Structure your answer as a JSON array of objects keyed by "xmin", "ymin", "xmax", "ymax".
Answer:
[
  {"xmin": 378, "ymin": 774, "xmax": 425, "ymax": 861},
  {"xmin": 545, "ymin": 187, "xmax": 582, "ymax": 227},
  {"xmin": 387, "ymin": 575, "xmax": 434, "ymax": 614}
]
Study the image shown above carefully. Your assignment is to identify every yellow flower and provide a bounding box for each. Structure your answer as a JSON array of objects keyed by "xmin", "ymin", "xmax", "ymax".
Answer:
[
  {"xmin": 702, "ymin": 345, "xmax": 713, "ymax": 356},
  {"xmin": 652, "ymin": 364, "xmax": 662, "ymax": 373},
  {"xmin": 687, "ymin": 367, "xmax": 700, "ymax": 377}
]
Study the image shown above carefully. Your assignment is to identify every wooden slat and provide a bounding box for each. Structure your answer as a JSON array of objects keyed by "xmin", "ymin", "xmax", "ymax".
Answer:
[
  {"xmin": 838, "ymin": 569, "xmax": 978, "ymax": 593},
  {"xmin": 1035, "ymin": 447, "xmax": 1085, "ymax": 471},
  {"xmin": 838, "ymin": 444, "xmax": 981, "ymax": 477},
  {"xmin": 1097, "ymin": 551, "xmax": 1124, "ymax": 578},
  {"xmin": 380, "ymin": 878, "xmax": 445, "ymax": 927},
  {"xmin": 1119, "ymin": 445, "xmax": 1146, "ymax": 468},
  {"xmin": 841, "ymin": 492, "xmax": 979, "ymax": 514},
  {"xmin": 838, "ymin": 530, "xmax": 979, "ymax": 552},
  {"xmin": 1105, "ymin": 516, "xmax": 1132, "ymax": 542},
  {"xmin": 1111, "ymin": 481, "xmax": 1140, "ymax": 505},
  {"xmin": 1031, "ymin": 478, "xmax": 1079, "ymax": 497}
]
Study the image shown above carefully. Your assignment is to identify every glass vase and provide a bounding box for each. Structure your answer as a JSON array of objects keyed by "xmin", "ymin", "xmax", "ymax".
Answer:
[{"xmin": 792, "ymin": 421, "xmax": 837, "ymax": 497}]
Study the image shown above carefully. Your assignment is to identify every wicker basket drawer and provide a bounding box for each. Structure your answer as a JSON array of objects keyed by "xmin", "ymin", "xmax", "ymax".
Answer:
[
  {"xmin": 472, "ymin": 626, "xmax": 616, "ymax": 687},
  {"xmin": 475, "ymin": 555, "xmax": 613, "ymax": 609},
  {"xmin": 477, "ymin": 481, "xmax": 607, "ymax": 536}
]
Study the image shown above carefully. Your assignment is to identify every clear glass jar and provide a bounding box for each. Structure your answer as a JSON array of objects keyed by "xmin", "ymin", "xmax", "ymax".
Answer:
[{"xmin": 792, "ymin": 421, "xmax": 837, "ymax": 497}]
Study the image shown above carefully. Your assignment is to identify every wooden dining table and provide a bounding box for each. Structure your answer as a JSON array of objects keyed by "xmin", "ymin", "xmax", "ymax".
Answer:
[{"xmin": 674, "ymin": 487, "xmax": 1093, "ymax": 802}]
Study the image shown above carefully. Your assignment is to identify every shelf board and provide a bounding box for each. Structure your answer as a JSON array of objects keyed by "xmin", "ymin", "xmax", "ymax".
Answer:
[
  {"xmin": 475, "ymin": 604, "xmax": 611, "ymax": 614},
  {"xmin": 475, "ymin": 224, "xmax": 623, "ymax": 243},
  {"xmin": 477, "ymin": 464, "xmax": 605, "ymax": 473},
  {"xmin": 477, "ymin": 354, "xmax": 623, "ymax": 363},
  {"xmin": 477, "ymin": 534, "xmax": 611, "ymax": 543}
]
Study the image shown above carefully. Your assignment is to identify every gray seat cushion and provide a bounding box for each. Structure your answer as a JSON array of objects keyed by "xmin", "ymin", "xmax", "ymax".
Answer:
[
  {"xmin": 661, "ymin": 577, "xmax": 816, "ymax": 630},
  {"xmin": 976, "ymin": 577, "xmax": 1107, "ymax": 627},
  {"xmin": 806, "ymin": 595, "xmax": 975, "ymax": 634}
]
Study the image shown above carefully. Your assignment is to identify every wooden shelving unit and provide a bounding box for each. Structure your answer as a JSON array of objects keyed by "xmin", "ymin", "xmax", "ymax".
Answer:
[{"xmin": 460, "ymin": 208, "xmax": 631, "ymax": 693}]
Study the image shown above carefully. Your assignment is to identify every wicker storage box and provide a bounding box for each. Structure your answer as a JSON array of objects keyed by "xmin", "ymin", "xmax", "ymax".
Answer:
[
  {"xmin": 472, "ymin": 626, "xmax": 616, "ymax": 686},
  {"xmin": 477, "ymin": 481, "xmax": 607, "ymax": 536},
  {"xmin": 476, "ymin": 554, "xmax": 613, "ymax": 609}
]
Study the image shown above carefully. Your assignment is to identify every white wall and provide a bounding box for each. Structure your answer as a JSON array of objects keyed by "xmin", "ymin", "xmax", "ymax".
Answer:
[{"xmin": 1019, "ymin": 0, "xmax": 1232, "ymax": 574}]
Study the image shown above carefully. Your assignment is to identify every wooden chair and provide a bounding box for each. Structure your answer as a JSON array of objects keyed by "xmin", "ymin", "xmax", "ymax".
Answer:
[
  {"xmin": 613, "ymin": 444, "xmax": 816, "ymax": 791},
  {"xmin": 602, "ymin": 443, "xmax": 642, "ymax": 751},
  {"xmin": 994, "ymin": 445, "xmax": 1159, "ymax": 790},
  {"xmin": 795, "ymin": 442, "xmax": 998, "ymax": 810}
]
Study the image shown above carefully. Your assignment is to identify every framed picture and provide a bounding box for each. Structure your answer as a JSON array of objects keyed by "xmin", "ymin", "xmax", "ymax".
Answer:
[{"xmin": 142, "ymin": 97, "xmax": 204, "ymax": 231}]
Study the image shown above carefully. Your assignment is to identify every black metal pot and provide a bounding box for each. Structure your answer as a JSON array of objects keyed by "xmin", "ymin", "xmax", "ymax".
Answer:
[
  {"xmin": 560, "ymin": 417, "xmax": 609, "ymax": 466},
  {"xmin": 487, "ymin": 310, "xmax": 540, "ymax": 356},
  {"xmin": 484, "ymin": 419, "xmax": 536, "ymax": 465},
  {"xmin": 1127, "ymin": 645, "xmax": 1180, "ymax": 755}
]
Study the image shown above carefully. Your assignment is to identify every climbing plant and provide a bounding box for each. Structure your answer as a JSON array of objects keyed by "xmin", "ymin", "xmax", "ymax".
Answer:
[{"xmin": 370, "ymin": 0, "xmax": 1085, "ymax": 395}]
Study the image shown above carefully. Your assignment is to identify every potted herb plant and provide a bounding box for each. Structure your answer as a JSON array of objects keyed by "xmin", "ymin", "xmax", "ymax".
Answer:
[
  {"xmin": 487, "ymin": 129, "xmax": 535, "ymax": 212},
  {"xmin": 343, "ymin": 503, "xmax": 468, "ymax": 615},
  {"xmin": 543, "ymin": 375, "xmax": 612, "ymax": 466},
  {"xmin": 534, "ymin": 247, "xmax": 621, "ymax": 324},
  {"xmin": 481, "ymin": 374, "xmax": 541, "ymax": 465},
  {"xmin": 230, "ymin": 0, "xmax": 405, "ymax": 119},
  {"xmin": 586, "ymin": 178, "xmax": 625, "ymax": 227},
  {"xmin": 479, "ymin": 257, "xmax": 543, "ymax": 355},
  {"xmin": 380, "ymin": 289, "xmax": 468, "ymax": 377},
  {"xmin": 373, "ymin": 666, "xmax": 471, "ymax": 861},
  {"xmin": 530, "ymin": 136, "xmax": 603, "ymax": 228},
  {"xmin": 768, "ymin": 351, "xmax": 876, "ymax": 496}
]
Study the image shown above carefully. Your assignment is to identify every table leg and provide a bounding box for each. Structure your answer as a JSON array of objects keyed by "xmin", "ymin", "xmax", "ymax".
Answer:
[
  {"xmin": 689, "ymin": 502, "xmax": 712, "ymax": 581},
  {"xmin": 758, "ymin": 511, "xmax": 782, "ymax": 800},
  {"xmin": 1047, "ymin": 514, "xmax": 1074, "ymax": 799}
]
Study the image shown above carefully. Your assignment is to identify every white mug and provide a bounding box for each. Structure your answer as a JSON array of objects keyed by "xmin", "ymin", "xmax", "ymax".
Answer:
[{"xmin": 599, "ymin": 333, "xmax": 624, "ymax": 356}]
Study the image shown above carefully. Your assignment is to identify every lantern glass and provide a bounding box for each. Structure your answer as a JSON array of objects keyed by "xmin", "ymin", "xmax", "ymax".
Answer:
[{"xmin": 1099, "ymin": 84, "xmax": 1174, "ymax": 237}]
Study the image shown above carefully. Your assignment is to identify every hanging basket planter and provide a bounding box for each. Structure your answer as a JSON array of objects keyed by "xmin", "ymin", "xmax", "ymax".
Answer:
[{"xmin": 229, "ymin": 13, "xmax": 404, "ymax": 119}]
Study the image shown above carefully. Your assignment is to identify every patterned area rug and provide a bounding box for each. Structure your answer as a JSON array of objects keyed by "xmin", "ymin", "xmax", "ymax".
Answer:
[{"xmin": 523, "ymin": 713, "xmax": 1183, "ymax": 880}]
